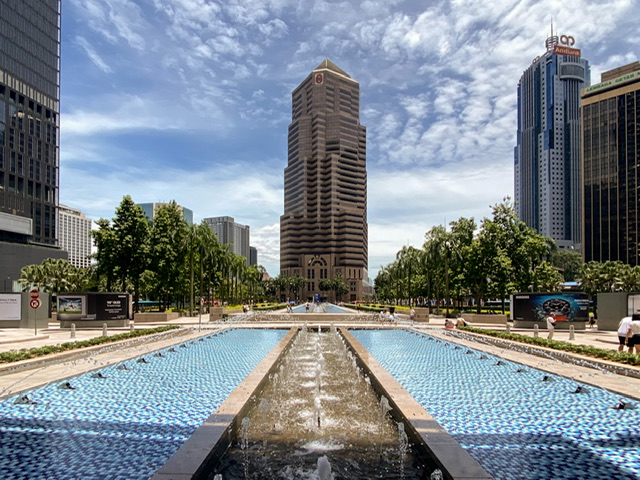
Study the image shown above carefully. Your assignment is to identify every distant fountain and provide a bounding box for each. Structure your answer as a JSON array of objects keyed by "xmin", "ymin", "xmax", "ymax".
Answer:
[{"xmin": 208, "ymin": 328, "xmax": 436, "ymax": 478}]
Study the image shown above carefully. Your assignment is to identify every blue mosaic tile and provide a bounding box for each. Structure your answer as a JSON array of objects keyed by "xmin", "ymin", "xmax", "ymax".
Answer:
[
  {"xmin": 352, "ymin": 329, "xmax": 640, "ymax": 480},
  {"xmin": 0, "ymin": 328, "xmax": 287, "ymax": 480}
]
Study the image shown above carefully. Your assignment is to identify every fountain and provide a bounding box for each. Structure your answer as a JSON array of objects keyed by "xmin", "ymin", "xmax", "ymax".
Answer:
[{"xmin": 207, "ymin": 328, "xmax": 437, "ymax": 479}]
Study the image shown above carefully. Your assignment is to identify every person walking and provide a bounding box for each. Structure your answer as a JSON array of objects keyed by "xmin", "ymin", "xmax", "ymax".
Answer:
[
  {"xmin": 546, "ymin": 314, "xmax": 556, "ymax": 340},
  {"xmin": 618, "ymin": 315, "xmax": 633, "ymax": 352},
  {"xmin": 626, "ymin": 313, "xmax": 640, "ymax": 354}
]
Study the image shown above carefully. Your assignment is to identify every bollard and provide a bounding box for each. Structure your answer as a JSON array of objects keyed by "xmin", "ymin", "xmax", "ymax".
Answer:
[
  {"xmin": 70, "ymin": 323, "xmax": 76, "ymax": 339},
  {"xmin": 130, "ymin": 320, "xmax": 135, "ymax": 332},
  {"xmin": 506, "ymin": 323, "xmax": 511, "ymax": 333},
  {"xmin": 569, "ymin": 325, "xmax": 575, "ymax": 341},
  {"xmin": 534, "ymin": 324, "xmax": 539, "ymax": 338},
  {"xmin": 102, "ymin": 323, "xmax": 108, "ymax": 337}
]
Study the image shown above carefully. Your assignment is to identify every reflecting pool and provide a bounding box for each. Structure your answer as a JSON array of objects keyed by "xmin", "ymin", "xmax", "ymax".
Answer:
[
  {"xmin": 0, "ymin": 328, "xmax": 287, "ymax": 480},
  {"xmin": 352, "ymin": 329, "xmax": 640, "ymax": 480}
]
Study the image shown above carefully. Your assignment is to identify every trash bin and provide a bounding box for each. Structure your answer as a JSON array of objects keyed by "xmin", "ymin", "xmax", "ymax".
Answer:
[{"xmin": 389, "ymin": 306, "xmax": 395, "ymax": 314}]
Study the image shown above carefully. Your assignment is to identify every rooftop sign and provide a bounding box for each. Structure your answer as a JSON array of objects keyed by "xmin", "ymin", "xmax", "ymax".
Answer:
[
  {"xmin": 583, "ymin": 69, "xmax": 640, "ymax": 96},
  {"xmin": 554, "ymin": 45, "xmax": 581, "ymax": 57}
]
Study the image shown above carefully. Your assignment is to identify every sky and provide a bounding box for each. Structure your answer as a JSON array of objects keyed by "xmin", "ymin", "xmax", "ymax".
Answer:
[{"xmin": 59, "ymin": 0, "xmax": 640, "ymax": 279}]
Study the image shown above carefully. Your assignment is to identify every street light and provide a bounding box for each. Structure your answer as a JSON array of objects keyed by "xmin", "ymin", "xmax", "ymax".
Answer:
[{"xmin": 444, "ymin": 240, "xmax": 450, "ymax": 317}]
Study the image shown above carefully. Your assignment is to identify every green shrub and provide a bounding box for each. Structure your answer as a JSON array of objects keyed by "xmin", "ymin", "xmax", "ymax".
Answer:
[
  {"xmin": 0, "ymin": 325, "xmax": 180, "ymax": 364},
  {"xmin": 459, "ymin": 326, "xmax": 640, "ymax": 366}
]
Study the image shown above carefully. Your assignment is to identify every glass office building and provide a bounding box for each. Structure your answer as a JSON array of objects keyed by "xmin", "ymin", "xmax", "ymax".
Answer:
[
  {"xmin": 515, "ymin": 32, "xmax": 589, "ymax": 251},
  {"xmin": 0, "ymin": 0, "xmax": 61, "ymax": 245},
  {"xmin": 582, "ymin": 62, "xmax": 640, "ymax": 265},
  {"xmin": 0, "ymin": 0, "xmax": 64, "ymax": 287}
]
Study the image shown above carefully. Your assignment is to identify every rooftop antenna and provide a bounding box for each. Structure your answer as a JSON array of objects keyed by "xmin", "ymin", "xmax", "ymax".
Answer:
[{"xmin": 545, "ymin": 18, "xmax": 558, "ymax": 52}]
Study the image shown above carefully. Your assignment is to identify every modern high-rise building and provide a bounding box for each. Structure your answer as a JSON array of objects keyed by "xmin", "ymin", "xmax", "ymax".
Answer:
[
  {"xmin": 0, "ymin": 0, "xmax": 65, "ymax": 288},
  {"xmin": 138, "ymin": 202, "xmax": 193, "ymax": 226},
  {"xmin": 515, "ymin": 30, "xmax": 590, "ymax": 251},
  {"xmin": 582, "ymin": 61, "xmax": 640, "ymax": 265},
  {"xmin": 280, "ymin": 59, "xmax": 370, "ymax": 302},
  {"xmin": 58, "ymin": 204, "xmax": 92, "ymax": 269},
  {"xmin": 204, "ymin": 216, "xmax": 250, "ymax": 263},
  {"xmin": 249, "ymin": 246, "xmax": 258, "ymax": 266}
]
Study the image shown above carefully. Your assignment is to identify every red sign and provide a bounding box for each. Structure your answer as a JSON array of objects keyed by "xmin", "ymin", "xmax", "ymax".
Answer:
[
  {"xmin": 30, "ymin": 298, "xmax": 41, "ymax": 309},
  {"xmin": 315, "ymin": 73, "xmax": 323, "ymax": 84},
  {"xmin": 30, "ymin": 289, "xmax": 39, "ymax": 299},
  {"xmin": 554, "ymin": 45, "xmax": 581, "ymax": 57}
]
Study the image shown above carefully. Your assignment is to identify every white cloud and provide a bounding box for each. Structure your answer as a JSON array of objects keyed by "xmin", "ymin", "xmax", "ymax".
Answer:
[
  {"xmin": 59, "ymin": 0, "xmax": 640, "ymax": 280},
  {"xmin": 75, "ymin": 36, "xmax": 112, "ymax": 73}
]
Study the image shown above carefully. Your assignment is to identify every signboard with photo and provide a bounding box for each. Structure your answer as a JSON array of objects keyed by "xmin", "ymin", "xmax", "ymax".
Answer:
[{"xmin": 511, "ymin": 293, "xmax": 589, "ymax": 323}]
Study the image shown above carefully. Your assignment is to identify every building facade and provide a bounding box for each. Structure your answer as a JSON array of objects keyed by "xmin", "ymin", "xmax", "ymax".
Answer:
[
  {"xmin": 58, "ymin": 204, "xmax": 92, "ymax": 269},
  {"xmin": 280, "ymin": 60, "xmax": 370, "ymax": 303},
  {"xmin": 249, "ymin": 246, "xmax": 257, "ymax": 266},
  {"xmin": 204, "ymin": 216, "xmax": 250, "ymax": 263},
  {"xmin": 582, "ymin": 62, "xmax": 640, "ymax": 265},
  {"xmin": 0, "ymin": 0, "xmax": 65, "ymax": 287},
  {"xmin": 138, "ymin": 202, "xmax": 193, "ymax": 226},
  {"xmin": 515, "ymin": 31, "xmax": 590, "ymax": 251}
]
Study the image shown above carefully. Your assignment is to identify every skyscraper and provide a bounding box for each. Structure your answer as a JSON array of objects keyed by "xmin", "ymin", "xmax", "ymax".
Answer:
[
  {"xmin": 582, "ymin": 62, "xmax": 640, "ymax": 265},
  {"xmin": 280, "ymin": 60, "xmax": 369, "ymax": 302},
  {"xmin": 515, "ymin": 30, "xmax": 590, "ymax": 251},
  {"xmin": 58, "ymin": 204, "xmax": 92, "ymax": 269},
  {"xmin": 138, "ymin": 202, "xmax": 194, "ymax": 226},
  {"xmin": 0, "ymin": 0, "xmax": 64, "ymax": 287},
  {"xmin": 204, "ymin": 216, "xmax": 250, "ymax": 263}
]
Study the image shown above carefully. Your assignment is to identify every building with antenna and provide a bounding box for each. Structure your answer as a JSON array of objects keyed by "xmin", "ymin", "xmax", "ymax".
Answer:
[{"xmin": 514, "ymin": 28, "xmax": 590, "ymax": 251}]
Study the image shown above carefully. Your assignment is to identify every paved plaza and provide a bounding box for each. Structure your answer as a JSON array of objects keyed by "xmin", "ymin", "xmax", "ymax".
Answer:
[{"xmin": 1, "ymin": 311, "xmax": 639, "ymax": 400}]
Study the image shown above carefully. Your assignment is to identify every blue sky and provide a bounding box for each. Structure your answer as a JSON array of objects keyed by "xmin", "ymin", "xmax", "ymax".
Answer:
[{"xmin": 59, "ymin": 0, "xmax": 639, "ymax": 279}]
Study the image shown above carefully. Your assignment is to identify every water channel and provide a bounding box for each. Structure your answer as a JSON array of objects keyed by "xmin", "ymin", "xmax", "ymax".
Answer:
[{"xmin": 209, "ymin": 326, "xmax": 436, "ymax": 479}]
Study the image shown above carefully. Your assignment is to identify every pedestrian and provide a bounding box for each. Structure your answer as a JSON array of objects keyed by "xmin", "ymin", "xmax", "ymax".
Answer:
[
  {"xmin": 618, "ymin": 315, "xmax": 633, "ymax": 352},
  {"xmin": 305, "ymin": 302, "xmax": 310, "ymax": 313},
  {"xmin": 410, "ymin": 308, "xmax": 416, "ymax": 322},
  {"xmin": 626, "ymin": 313, "xmax": 640, "ymax": 354},
  {"xmin": 444, "ymin": 318, "xmax": 454, "ymax": 329},
  {"xmin": 546, "ymin": 314, "xmax": 556, "ymax": 340}
]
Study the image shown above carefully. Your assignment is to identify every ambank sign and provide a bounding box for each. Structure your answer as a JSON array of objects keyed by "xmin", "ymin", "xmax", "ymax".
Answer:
[{"xmin": 554, "ymin": 45, "xmax": 581, "ymax": 57}]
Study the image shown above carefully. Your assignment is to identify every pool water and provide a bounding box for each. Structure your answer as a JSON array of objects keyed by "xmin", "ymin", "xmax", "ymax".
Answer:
[
  {"xmin": 351, "ymin": 329, "xmax": 640, "ymax": 480},
  {"xmin": 0, "ymin": 328, "xmax": 287, "ymax": 480},
  {"xmin": 290, "ymin": 302, "xmax": 351, "ymax": 314}
]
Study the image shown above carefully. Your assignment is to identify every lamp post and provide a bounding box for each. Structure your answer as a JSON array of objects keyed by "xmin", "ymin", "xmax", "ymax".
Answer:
[{"xmin": 444, "ymin": 240, "xmax": 450, "ymax": 317}]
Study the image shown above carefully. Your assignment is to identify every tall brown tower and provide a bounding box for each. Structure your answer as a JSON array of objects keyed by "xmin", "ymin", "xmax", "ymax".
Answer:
[{"xmin": 280, "ymin": 60, "xmax": 369, "ymax": 302}]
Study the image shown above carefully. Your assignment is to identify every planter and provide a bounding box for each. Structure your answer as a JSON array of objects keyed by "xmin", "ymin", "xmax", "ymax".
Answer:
[
  {"xmin": 133, "ymin": 312, "xmax": 180, "ymax": 323},
  {"xmin": 463, "ymin": 313, "xmax": 508, "ymax": 325}
]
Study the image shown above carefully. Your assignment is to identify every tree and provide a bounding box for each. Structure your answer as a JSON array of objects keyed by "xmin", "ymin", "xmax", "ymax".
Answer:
[
  {"xmin": 91, "ymin": 218, "xmax": 118, "ymax": 291},
  {"xmin": 289, "ymin": 276, "xmax": 306, "ymax": 302},
  {"xmin": 332, "ymin": 274, "xmax": 349, "ymax": 303},
  {"xmin": 533, "ymin": 261, "xmax": 564, "ymax": 292},
  {"xmin": 148, "ymin": 202, "xmax": 188, "ymax": 310},
  {"xmin": 112, "ymin": 196, "xmax": 150, "ymax": 311},
  {"xmin": 550, "ymin": 249, "xmax": 583, "ymax": 282}
]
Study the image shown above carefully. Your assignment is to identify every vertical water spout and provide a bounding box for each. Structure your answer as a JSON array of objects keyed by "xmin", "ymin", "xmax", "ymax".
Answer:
[
  {"xmin": 317, "ymin": 455, "xmax": 333, "ymax": 480},
  {"xmin": 398, "ymin": 422, "xmax": 408, "ymax": 479}
]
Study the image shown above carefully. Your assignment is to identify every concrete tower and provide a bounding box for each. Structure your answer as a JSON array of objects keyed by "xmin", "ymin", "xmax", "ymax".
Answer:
[
  {"xmin": 280, "ymin": 60, "xmax": 369, "ymax": 302},
  {"xmin": 515, "ymin": 29, "xmax": 590, "ymax": 251}
]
